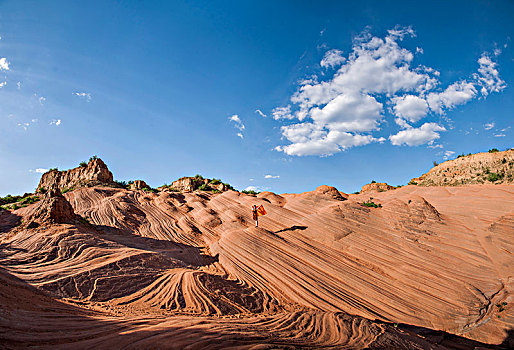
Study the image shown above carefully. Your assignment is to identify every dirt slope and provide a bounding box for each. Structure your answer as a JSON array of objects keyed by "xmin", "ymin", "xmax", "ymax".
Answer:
[
  {"xmin": 1, "ymin": 172, "xmax": 513, "ymax": 347},
  {"xmin": 412, "ymin": 149, "xmax": 514, "ymax": 186}
]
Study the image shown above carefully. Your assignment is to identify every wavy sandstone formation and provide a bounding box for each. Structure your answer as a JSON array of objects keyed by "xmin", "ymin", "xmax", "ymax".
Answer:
[
  {"xmin": 1, "ymin": 158, "xmax": 513, "ymax": 349},
  {"xmin": 360, "ymin": 182, "xmax": 396, "ymax": 193}
]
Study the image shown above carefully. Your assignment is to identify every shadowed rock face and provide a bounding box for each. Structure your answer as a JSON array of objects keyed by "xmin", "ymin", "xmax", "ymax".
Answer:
[
  {"xmin": 37, "ymin": 158, "xmax": 114, "ymax": 193},
  {"xmin": 25, "ymin": 186, "xmax": 78, "ymax": 225}
]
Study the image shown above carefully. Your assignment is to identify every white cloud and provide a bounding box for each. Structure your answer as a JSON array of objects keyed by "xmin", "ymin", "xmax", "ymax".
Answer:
[
  {"xmin": 272, "ymin": 106, "xmax": 293, "ymax": 120},
  {"xmin": 17, "ymin": 122, "xmax": 30, "ymax": 131},
  {"xmin": 255, "ymin": 109, "xmax": 267, "ymax": 117},
  {"xmin": 0, "ymin": 81, "xmax": 6, "ymax": 88},
  {"xmin": 17, "ymin": 81, "xmax": 21, "ymax": 90},
  {"xmin": 427, "ymin": 81, "xmax": 477, "ymax": 114},
  {"xmin": 484, "ymin": 122, "xmax": 495, "ymax": 130},
  {"xmin": 443, "ymin": 150, "xmax": 455, "ymax": 160},
  {"xmin": 272, "ymin": 27, "xmax": 505, "ymax": 156},
  {"xmin": 392, "ymin": 95, "xmax": 428, "ymax": 122},
  {"xmin": 244, "ymin": 185, "xmax": 269, "ymax": 192},
  {"xmin": 49, "ymin": 119, "xmax": 62, "ymax": 126},
  {"xmin": 474, "ymin": 54, "xmax": 506, "ymax": 96},
  {"xmin": 389, "ymin": 123, "xmax": 446, "ymax": 146},
  {"xmin": 264, "ymin": 174, "xmax": 280, "ymax": 179},
  {"xmin": 237, "ymin": 132, "xmax": 243, "ymax": 139},
  {"xmin": 73, "ymin": 92, "xmax": 92, "ymax": 101},
  {"xmin": 229, "ymin": 114, "xmax": 245, "ymax": 130},
  {"xmin": 30, "ymin": 168, "xmax": 49, "ymax": 174},
  {"xmin": 39, "ymin": 96, "xmax": 46, "ymax": 105},
  {"xmin": 494, "ymin": 133, "xmax": 506, "ymax": 137},
  {"xmin": 0, "ymin": 57, "xmax": 9, "ymax": 70},
  {"xmin": 320, "ymin": 49, "xmax": 346, "ymax": 69}
]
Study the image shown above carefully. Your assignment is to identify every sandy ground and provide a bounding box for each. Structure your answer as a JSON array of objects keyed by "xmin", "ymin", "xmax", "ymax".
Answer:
[{"xmin": 0, "ymin": 184, "xmax": 512, "ymax": 348}]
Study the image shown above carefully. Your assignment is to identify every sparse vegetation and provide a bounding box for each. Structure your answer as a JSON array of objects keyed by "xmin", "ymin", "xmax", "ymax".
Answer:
[
  {"xmin": 433, "ymin": 161, "xmax": 438, "ymax": 166},
  {"xmin": 198, "ymin": 184, "xmax": 210, "ymax": 191},
  {"xmin": 362, "ymin": 198, "xmax": 382, "ymax": 208},
  {"xmin": 142, "ymin": 187, "xmax": 157, "ymax": 193},
  {"xmin": 371, "ymin": 180, "xmax": 376, "ymax": 184},
  {"xmin": 210, "ymin": 178, "xmax": 221, "ymax": 185},
  {"xmin": 89, "ymin": 155, "xmax": 98, "ymax": 162},
  {"xmin": 211, "ymin": 189, "xmax": 221, "ymax": 194},
  {"xmin": 496, "ymin": 302, "xmax": 507, "ymax": 313},
  {"xmin": 408, "ymin": 180, "xmax": 418, "ymax": 185},
  {"xmin": 488, "ymin": 172, "xmax": 503, "ymax": 182},
  {"xmin": 61, "ymin": 188, "xmax": 73, "ymax": 194},
  {"xmin": 242, "ymin": 190, "xmax": 259, "ymax": 195},
  {"xmin": 79, "ymin": 161, "xmax": 87, "ymax": 167},
  {"xmin": 49, "ymin": 167, "xmax": 58, "ymax": 171},
  {"xmin": 488, "ymin": 148, "xmax": 499, "ymax": 153}
]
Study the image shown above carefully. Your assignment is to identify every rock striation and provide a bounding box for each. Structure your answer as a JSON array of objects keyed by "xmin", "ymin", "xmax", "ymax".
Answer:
[
  {"xmin": 411, "ymin": 149, "xmax": 514, "ymax": 186},
  {"xmin": 37, "ymin": 158, "xmax": 114, "ymax": 193},
  {"xmin": 168, "ymin": 177, "xmax": 228, "ymax": 192}
]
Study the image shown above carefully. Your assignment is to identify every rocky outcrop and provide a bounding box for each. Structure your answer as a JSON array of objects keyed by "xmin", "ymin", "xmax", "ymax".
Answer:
[
  {"xmin": 360, "ymin": 182, "xmax": 396, "ymax": 193},
  {"xmin": 37, "ymin": 158, "xmax": 114, "ymax": 193},
  {"xmin": 168, "ymin": 177, "xmax": 228, "ymax": 192},
  {"xmin": 25, "ymin": 186, "xmax": 78, "ymax": 225},
  {"xmin": 314, "ymin": 185, "xmax": 348, "ymax": 201},
  {"xmin": 169, "ymin": 177, "xmax": 205, "ymax": 192},
  {"xmin": 129, "ymin": 180, "xmax": 149, "ymax": 191},
  {"xmin": 411, "ymin": 149, "xmax": 514, "ymax": 186}
]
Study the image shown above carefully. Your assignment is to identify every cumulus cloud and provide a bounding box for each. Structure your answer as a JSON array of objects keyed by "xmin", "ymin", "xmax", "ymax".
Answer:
[
  {"xmin": 255, "ymin": 109, "xmax": 267, "ymax": 117},
  {"xmin": 392, "ymin": 95, "xmax": 428, "ymax": 122},
  {"xmin": 0, "ymin": 57, "xmax": 9, "ymax": 70},
  {"xmin": 73, "ymin": 92, "xmax": 92, "ymax": 101},
  {"xmin": 484, "ymin": 122, "xmax": 495, "ymax": 130},
  {"xmin": 272, "ymin": 27, "xmax": 505, "ymax": 156},
  {"xmin": 38, "ymin": 96, "xmax": 46, "ymax": 105},
  {"xmin": 389, "ymin": 123, "xmax": 446, "ymax": 146},
  {"xmin": 49, "ymin": 119, "xmax": 62, "ymax": 126},
  {"xmin": 320, "ymin": 49, "xmax": 346, "ymax": 69},
  {"xmin": 237, "ymin": 132, "xmax": 243, "ymax": 139},
  {"xmin": 427, "ymin": 81, "xmax": 477, "ymax": 114},
  {"xmin": 0, "ymin": 81, "xmax": 6, "ymax": 88},
  {"xmin": 264, "ymin": 174, "xmax": 280, "ymax": 179}
]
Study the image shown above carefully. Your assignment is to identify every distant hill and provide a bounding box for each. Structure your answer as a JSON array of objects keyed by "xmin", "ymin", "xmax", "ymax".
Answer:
[{"xmin": 410, "ymin": 149, "xmax": 514, "ymax": 186}]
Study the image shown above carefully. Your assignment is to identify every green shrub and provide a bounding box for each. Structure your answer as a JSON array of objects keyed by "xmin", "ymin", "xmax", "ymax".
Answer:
[
  {"xmin": 142, "ymin": 187, "xmax": 157, "ymax": 193},
  {"xmin": 488, "ymin": 172, "xmax": 503, "ymax": 182},
  {"xmin": 210, "ymin": 178, "xmax": 221, "ymax": 185},
  {"xmin": 211, "ymin": 189, "xmax": 221, "ymax": 194},
  {"xmin": 49, "ymin": 167, "xmax": 58, "ymax": 171},
  {"xmin": 408, "ymin": 180, "xmax": 418, "ymax": 185},
  {"xmin": 224, "ymin": 183, "xmax": 235, "ymax": 191},
  {"xmin": 488, "ymin": 148, "xmax": 499, "ymax": 153},
  {"xmin": 433, "ymin": 161, "xmax": 438, "ymax": 166},
  {"xmin": 79, "ymin": 161, "xmax": 87, "ymax": 167},
  {"xmin": 61, "ymin": 188, "xmax": 73, "ymax": 194},
  {"xmin": 198, "ymin": 184, "xmax": 210, "ymax": 191},
  {"xmin": 242, "ymin": 190, "xmax": 259, "ymax": 195},
  {"xmin": 194, "ymin": 174, "xmax": 204, "ymax": 180},
  {"xmin": 89, "ymin": 155, "xmax": 98, "ymax": 162},
  {"xmin": 12, "ymin": 203, "xmax": 19, "ymax": 210},
  {"xmin": 362, "ymin": 199, "xmax": 382, "ymax": 208},
  {"xmin": 371, "ymin": 180, "xmax": 376, "ymax": 184}
]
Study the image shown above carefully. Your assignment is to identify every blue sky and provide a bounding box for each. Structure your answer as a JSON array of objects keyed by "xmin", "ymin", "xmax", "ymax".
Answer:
[{"xmin": 0, "ymin": 0, "xmax": 512, "ymax": 196}]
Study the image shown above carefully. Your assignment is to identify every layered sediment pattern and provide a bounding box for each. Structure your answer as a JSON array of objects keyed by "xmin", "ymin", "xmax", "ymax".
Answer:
[{"xmin": 1, "ymin": 183, "xmax": 513, "ymax": 348}]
